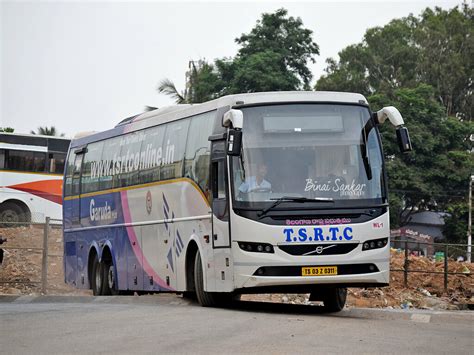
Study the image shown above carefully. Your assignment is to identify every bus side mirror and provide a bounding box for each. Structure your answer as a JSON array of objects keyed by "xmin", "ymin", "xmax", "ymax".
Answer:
[
  {"xmin": 396, "ymin": 126, "xmax": 412, "ymax": 153},
  {"xmin": 227, "ymin": 129, "xmax": 242, "ymax": 156}
]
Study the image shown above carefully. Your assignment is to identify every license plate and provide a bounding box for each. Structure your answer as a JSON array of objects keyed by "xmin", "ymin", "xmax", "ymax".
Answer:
[{"xmin": 301, "ymin": 266, "xmax": 338, "ymax": 276}]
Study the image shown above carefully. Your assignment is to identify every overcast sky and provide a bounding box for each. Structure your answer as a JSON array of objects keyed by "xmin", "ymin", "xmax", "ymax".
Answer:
[{"xmin": 0, "ymin": 0, "xmax": 464, "ymax": 137}]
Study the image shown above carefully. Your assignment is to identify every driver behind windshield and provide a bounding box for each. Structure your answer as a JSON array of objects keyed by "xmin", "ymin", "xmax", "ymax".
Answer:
[{"xmin": 239, "ymin": 163, "xmax": 272, "ymax": 193}]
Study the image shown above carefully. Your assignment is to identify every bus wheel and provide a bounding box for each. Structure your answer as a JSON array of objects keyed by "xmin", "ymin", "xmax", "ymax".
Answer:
[
  {"xmin": 321, "ymin": 287, "xmax": 347, "ymax": 312},
  {"xmin": 194, "ymin": 251, "xmax": 219, "ymax": 307},
  {"xmin": 91, "ymin": 255, "xmax": 104, "ymax": 296},
  {"xmin": 102, "ymin": 260, "xmax": 120, "ymax": 296},
  {"xmin": 0, "ymin": 202, "xmax": 24, "ymax": 226}
]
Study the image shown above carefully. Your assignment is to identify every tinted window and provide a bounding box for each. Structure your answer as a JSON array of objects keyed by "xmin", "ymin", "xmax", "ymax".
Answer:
[
  {"xmin": 48, "ymin": 153, "xmax": 66, "ymax": 174},
  {"xmin": 5, "ymin": 150, "xmax": 46, "ymax": 172},
  {"xmin": 64, "ymin": 152, "xmax": 75, "ymax": 196},
  {"xmin": 81, "ymin": 141, "xmax": 104, "ymax": 193},
  {"xmin": 138, "ymin": 125, "xmax": 166, "ymax": 184},
  {"xmin": 184, "ymin": 111, "xmax": 215, "ymax": 194},
  {"xmin": 0, "ymin": 149, "xmax": 4, "ymax": 169},
  {"xmin": 161, "ymin": 119, "xmax": 190, "ymax": 180},
  {"xmin": 99, "ymin": 136, "xmax": 122, "ymax": 190},
  {"xmin": 72, "ymin": 154, "xmax": 83, "ymax": 196},
  {"xmin": 117, "ymin": 131, "xmax": 146, "ymax": 187}
]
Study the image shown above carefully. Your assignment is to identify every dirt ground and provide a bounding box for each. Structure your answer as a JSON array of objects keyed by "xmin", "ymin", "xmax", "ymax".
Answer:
[
  {"xmin": 1, "ymin": 226, "xmax": 472, "ymax": 309},
  {"xmin": 0, "ymin": 225, "xmax": 89, "ymax": 296},
  {"xmin": 242, "ymin": 250, "xmax": 473, "ymax": 310}
]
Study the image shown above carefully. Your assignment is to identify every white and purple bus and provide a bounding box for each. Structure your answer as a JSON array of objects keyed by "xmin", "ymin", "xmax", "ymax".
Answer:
[{"xmin": 63, "ymin": 92, "xmax": 411, "ymax": 311}]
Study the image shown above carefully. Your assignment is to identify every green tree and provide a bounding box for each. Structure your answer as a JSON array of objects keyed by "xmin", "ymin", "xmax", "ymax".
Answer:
[
  {"xmin": 0, "ymin": 127, "xmax": 14, "ymax": 133},
  {"xmin": 158, "ymin": 8, "xmax": 319, "ymax": 103},
  {"xmin": 158, "ymin": 60, "xmax": 223, "ymax": 104},
  {"xmin": 232, "ymin": 8, "xmax": 319, "ymax": 91},
  {"xmin": 442, "ymin": 202, "xmax": 469, "ymax": 243},
  {"xmin": 368, "ymin": 84, "xmax": 473, "ymax": 232},
  {"xmin": 158, "ymin": 78, "xmax": 186, "ymax": 104},
  {"xmin": 30, "ymin": 126, "xmax": 65, "ymax": 137},
  {"xmin": 414, "ymin": 5, "xmax": 473, "ymax": 119},
  {"xmin": 316, "ymin": 16, "xmax": 418, "ymax": 96},
  {"xmin": 316, "ymin": 4, "xmax": 473, "ymax": 119}
]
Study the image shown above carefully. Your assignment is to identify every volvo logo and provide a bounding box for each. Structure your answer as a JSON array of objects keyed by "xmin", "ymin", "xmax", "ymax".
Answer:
[{"xmin": 302, "ymin": 244, "xmax": 337, "ymax": 256}]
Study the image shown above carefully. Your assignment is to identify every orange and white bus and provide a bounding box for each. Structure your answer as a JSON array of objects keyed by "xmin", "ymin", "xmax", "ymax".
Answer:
[{"xmin": 0, "ymin": 133, "xmax": 70, "ymax": 223}]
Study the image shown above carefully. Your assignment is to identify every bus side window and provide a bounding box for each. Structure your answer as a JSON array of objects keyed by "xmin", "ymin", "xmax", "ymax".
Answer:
[
  {"xmin": 72, "ymin": 154, "xmax": 83, "ymax": 196},
  {"xmin": 49, "ymin": 153, "xmax": 66, "ymax": 174},
  {"xmin": 116, "ymin": 132, "xmax": 143, "ymax": 187},
  {"xmin": 138, "ymin": 125, "xmax": 165, "ymax": 185},
  {"xmin": 81, "ymin": 141, "xmax": 104, "ymax": 193},
  {"xmin": 184, "ymin": 111, "xmax": 214, "ymax": 199},
  {"xmin": 161, "ymin": 119, "xmax": 190, "ymax": 180},
  {"xmin": 212, "ymin": 159, "xmax": 228, "ymax": 221},
  {"xmin": 0, "ymin": 149, "xmax": 4, "ymax": 169},
  {"xmin": 5, "ymin": 150, "xmax": 46, "ymax": 172},
  {"xmin": 212, "ymin": 161, "xmax": 226, "ymax": 200},
  {"xmin": 211, "ymin": 140, "xmax": 228, "ymax": 221},
  {"xmin": 99, "ymin": 137, "xmax": 121, "ymax": 190},
  {"xmin": 64, "ymin": 152, "xmax": 76, "ymax": 196}
]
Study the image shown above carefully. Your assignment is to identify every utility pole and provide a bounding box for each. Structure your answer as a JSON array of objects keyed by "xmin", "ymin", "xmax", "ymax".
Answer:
[{"xmin": 468, "ymin": 175, "xmax": 472, "ymax": 263}]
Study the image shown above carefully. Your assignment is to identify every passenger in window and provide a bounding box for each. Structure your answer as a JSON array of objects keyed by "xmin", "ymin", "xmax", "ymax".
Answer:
[{"xmin": 239, "ymin": 163, "xmax": 271, "ymax": 193}]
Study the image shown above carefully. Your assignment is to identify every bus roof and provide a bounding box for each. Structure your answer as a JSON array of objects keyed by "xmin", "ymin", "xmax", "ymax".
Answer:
[
  {"xmin": 70, "ymin": 91, "xmax": 368, "ymax": 148},
  {"xmin": 0, "ymin": 133, "xmax": 70, "ymax": 152}
]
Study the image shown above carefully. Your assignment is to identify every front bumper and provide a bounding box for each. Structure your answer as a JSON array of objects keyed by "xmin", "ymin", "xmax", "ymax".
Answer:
[{"xmin": 232, "ymin": 242, "xmax": 390, "ymax": 290}]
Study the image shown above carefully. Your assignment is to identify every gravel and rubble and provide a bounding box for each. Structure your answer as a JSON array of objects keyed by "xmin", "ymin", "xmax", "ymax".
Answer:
[
  {"xmin": 242, "ymin": 250, "xmax": 473, "ymax": 310},
  {"xmin": 1, "ymin": 226, "xmax": 472, "ymax": 309},
  {"xmin": 0, "ymin": 225, "xmax": 89, "ymax": 295}
]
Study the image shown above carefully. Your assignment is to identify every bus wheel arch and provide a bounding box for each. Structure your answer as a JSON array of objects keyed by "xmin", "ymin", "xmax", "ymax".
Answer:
[
  {"xmin": 193, "ymin": 250, "xmax": 233, "ymax": 307},
  {"xmin": 87, "ymin": 247, "xmax": 99, "ymax": 290},
  {"xmin": 0, "ymin": 200, "xmax": 31, "ymax": 224},
  {"xmin": 184, "ymin": 241, "xmax": 199, "ymax": 295}
]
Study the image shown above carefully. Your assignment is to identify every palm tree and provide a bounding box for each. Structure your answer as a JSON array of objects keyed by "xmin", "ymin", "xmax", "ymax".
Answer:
[
  {"xmin": 30, "ymin": 126, "xmax": 65, "ymax": 137},
  {"xmin": 158, "ymin": 59, "xmax": 222, "ymax": 104},
  {"xmin": 157, "ymin": 78, "xmax": 186, "ymax": 104}
]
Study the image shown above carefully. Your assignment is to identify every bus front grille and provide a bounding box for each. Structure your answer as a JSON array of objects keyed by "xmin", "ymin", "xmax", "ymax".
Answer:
[{"xmin": 278, "ymin": 243, "xmax": 358, "ymax": 256}]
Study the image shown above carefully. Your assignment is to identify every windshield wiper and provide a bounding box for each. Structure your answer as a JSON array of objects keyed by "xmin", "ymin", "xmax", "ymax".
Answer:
[{"xmin": 258, "ymin": 196, "xmax": 334, "ymax": 219}]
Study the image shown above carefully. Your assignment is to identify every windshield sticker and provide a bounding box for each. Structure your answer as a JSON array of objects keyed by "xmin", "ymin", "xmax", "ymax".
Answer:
[
  {"xmin": 283, "ymin": 226, "xmax": 353, "ymax": 243},
  {"xmin": 286, "ymin": 218, "xmax": 351, "ymax": 226},
  {"xmin": 305, "ymin": 178, "xmax": 366, "ymax": 197}
]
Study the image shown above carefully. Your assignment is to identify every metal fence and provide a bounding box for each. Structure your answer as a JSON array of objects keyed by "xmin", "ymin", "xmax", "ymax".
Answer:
[
  {"xmin": 0, "ymin": 221, "xmax": 472, "ymax": 295},
  {"xmin": 0, "ymin": 217, "xmax": 62, "ymax": 294},
  {"xmin": 390, "ymin": 239, "xmax": 472, "ymax": 292}
]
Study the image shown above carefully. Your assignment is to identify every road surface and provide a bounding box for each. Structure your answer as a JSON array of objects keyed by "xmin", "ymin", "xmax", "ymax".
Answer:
[{"xmin": 0, "ymin": 295, "xmax": 472, "ymax": 354}]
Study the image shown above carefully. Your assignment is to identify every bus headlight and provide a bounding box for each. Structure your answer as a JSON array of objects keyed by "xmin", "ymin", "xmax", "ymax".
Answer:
[
  {"xmin": 238, "ymin": 242, "xmax": 274, "ymax": 254},
  {"xmin": 362, "ymin": 238, "xmax": 388, "ymax": 251}
]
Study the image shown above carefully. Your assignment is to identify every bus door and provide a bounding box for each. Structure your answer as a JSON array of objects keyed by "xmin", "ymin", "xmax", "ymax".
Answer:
[
  {"xmin": 71, "ymin": 149, "xmax": 84, "ymax": 226},
  {"xmin": 210, "ymin": 139, "xmax": 233, "ymax": 292},
  {"xmin": 69, "ymin": 149, "xmax": 84, "ymax": 287}
]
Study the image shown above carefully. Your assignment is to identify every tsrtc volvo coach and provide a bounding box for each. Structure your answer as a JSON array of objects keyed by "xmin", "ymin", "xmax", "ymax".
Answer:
[
  {"xmin": 63, "ymin": 92, "xmax": 411, "ymax": 311},
  {"xmin": 0, "ymin": 133, "xmax": 70, "ymax": 223}
]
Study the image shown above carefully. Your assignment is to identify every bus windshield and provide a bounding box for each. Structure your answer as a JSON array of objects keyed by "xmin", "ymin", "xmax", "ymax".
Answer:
[{"xmin": 231, "ymin": 104, "xmax": 385, "ymax": 208}]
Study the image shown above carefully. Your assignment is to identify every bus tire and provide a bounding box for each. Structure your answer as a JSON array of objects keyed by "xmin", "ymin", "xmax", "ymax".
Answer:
[
  {"xmin": 102, "ymin": 259, "xmax": 120, "ymax": 296},
  {"xmin": 182, "ymin": 291, "xmax": 197, "ymax": 300},
  {"xmin": 91, "ymin": 255, "xmax": 104, "ymax": 296},
  {"xmin": 321, "ymin": 287, "xmax": 347, "ymax": 312},
  {"xmin": 0, "ymin": 202, "xmax": 25, "ymax": 226},
  {"xmin": 194, "ymin": 251, "xmax": 219, "ymax": 307}
]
